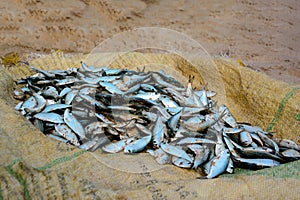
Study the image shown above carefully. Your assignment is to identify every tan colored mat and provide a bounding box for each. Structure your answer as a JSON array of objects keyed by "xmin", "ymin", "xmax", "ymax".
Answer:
[{"xmin": 0, "ymin": 53, "xmax": 299, "ymax": 199}]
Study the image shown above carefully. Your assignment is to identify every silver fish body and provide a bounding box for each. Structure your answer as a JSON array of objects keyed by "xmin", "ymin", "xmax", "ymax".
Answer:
[
  {"xmin": 277, "ymin": 139, "xmax": 300, "ymax": 151},
  {"xmin": 233, "ymin": 157, "xmax": 280, "ymax": 169},
  {"xmin": 102, "ymin": 137, "xmax": 135, "ymax": 153},
  {"xmin": 124, "ymin": 135, "xmax": 152, "ymax": 153},
  {"xmin": 167, "ymin": 111, "xmax": 181, "ymax": 132},
  {"xmin": 43, "ymin": 86, "xmax": 59, "ymax": 99},
  {"xmin": 152, "ymin": 116, "xmax": 166, "ymax": 147},
  {"xmin": 240, "ymin": 131, "xmax": 253, "ymax": 146},
  {"xmin": 219, "ymin": 105, "xmax": 238, "ymax": 128},
  {"xmin": 13, "ymin": 89, "xmax": 25, "ymax": 100},
  {"xmin": 188, "ymin": 144, "xmax": 210, "ymax": 169},
  {"xmin": 34, "ymin": 112, "xmax": 64, "ymax": 123},
  {"xmin": 200, "ymin": 149, "xmax": 230, "ymax": 179},
  {"xmin": 141, "ymin": 83, "xmax": 157, "ymax": 92},
  {"xmin": 21, "ymin": 96, "xmax": 37, "ymax": 111},
  {"xmin": 55, "ymin": 124, "xmax": 80, "ymax": 146},
  {"xmin": 176, "ymin": 137, "xmax": 216, "ymax": 145},
  {"xmin": 160, "ymin": 143, "xmax": 193, "ymax": 163},
  {"xmin": 147, "ymin": 148, "xmax": 171, "ymax": 165},
  {"xmin": 58, "ymin": 87, "xmax": 72, "ymax": 98},
  {"xmin": 182, "ymin": 115, "xmax": 205, "ymax": 132},
  {"xmin": 256, "ymin": 131, "xmax": 279, "ymax": 153},
  {"xmin": 79, "ymin": 138, "xmax": 99, "ymax": 150},
  {"xmin": 64, "ymin": 109, "xmax": 86, "ymax": 139},
  {"xmin": 172, "ymin": 156, "xmax": 193, "ymax": 168},
  {"xmin": 226, "ymin": 158, "xmax": 234, "ymax": 174},
  {"xmin": 99, "ymin": 81, "xmax": 123, "ymax": 95},
  {"xmin": 280, "ymin": 149, "xmax": 300, "ymax": 159},
  {"xmin": 15, "ymin": 101, "xmax": 23, "ymax": 111},
  {"xmin": 42, "ymin": 104, "xmax": 71, "ymax": 113},
  {"xmin": 159, "ymin": 95, "xmax": 179, "ymax": 108},
  {"xmin": 65, "ymin": 90, "xmax": 78, "ymax": 105}
]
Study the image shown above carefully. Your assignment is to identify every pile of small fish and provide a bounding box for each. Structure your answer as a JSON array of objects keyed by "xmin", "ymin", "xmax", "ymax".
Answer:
[{"xmin": 13, "ymin": 61, "xmax": 300, "ymax": 178}]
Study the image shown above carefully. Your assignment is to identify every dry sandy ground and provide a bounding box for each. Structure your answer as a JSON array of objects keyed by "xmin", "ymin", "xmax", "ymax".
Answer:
[{"xmin": 0, "ymin": 0, "xmax": 299, "ymax": 84}]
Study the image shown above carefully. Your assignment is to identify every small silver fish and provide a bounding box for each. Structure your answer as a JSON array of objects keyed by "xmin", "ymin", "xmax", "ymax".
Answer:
[
  {"xmin": 89, "ymin": 136, "xmax": 111, "ymax": 151},
  {"xmin": 219, "ymin": 105, "xmax": 238, "ymax": 128},
  {"xmin": 107, "ymin": 105, "xmax": 135, "ymax": 111},
  {"xmin": 250, "ymin": 133, "xmax": 264, "ymax": 147},
  {"xmin": 256, "ymin": 131, "xmax": 279, "ymax": 153},
  {"xmin": 135, "ymin": 123, "xmax": 152, "ymax": 135},
  {"xmin": 182, "ymin": 115, "xmax": 205, "ymax": 132},
  {"xmin": 59, "ymin": 87, "xmax": 72, "ymax": 98},
  {"xmin": 233, "ymin": 157, "xmax": 280, "ymax": 169},
  {"xmin": 176, "ymin": 137, "xmax": 216, "ymax": 145},
  {"xmin": 65, "ymin": 90, "xmax": 78, "ymax": 105},
  {"xmin": 280, "ymin": 149, "xmax": 300, "ymax": 158},
  {"xmin": 85, "ymin": 121, "xmax": 108, "ymax": 135},
  {"xmin": 94, "ymin": 113, "xmax": 114, "ymax": 124},
  {"xmin": 55, "ymin": 124, "xmax": 80, "ymax": 146},
  {"xmin": 172, "ymin": 156, "xmax": 192, "ymax": 168},
  {"xmin": 159, "ymin": 95, "xmax": 179, "ymax": 108},
  {"xmin": 199, "ymin": 149, "xmax": 230, "ymax": 179},
  {"xmin": 99, "ymin": 81, "xmax": 123, "ymax": 95},
  {"xmin": 42, "ymin": 104, "xmax": 71, "ymax": 113},
  {"xmin": 132, "ymin": 92, "xmax": 161, "ymax": 101},
  {"xmin": 13, "ymin": 89, "xmax": 25, "ymax": 100},
  {"xmin": 80, "ymin": 61, "xmax": 103, "ymax": 73},
  {"xmin": 240, "ymin": 131, "xmax": 253, "ymax": 146},
  {"xmin": 78, "ymin": 93, "xmax": 107, "ymax": 109},
  {"xmin": 43, "ymin": 86, "xmax": 59, "ymax": 99},
  {"xmin": 124, "ymin": 135, "xmax": 152, "ymax": 153},
  {"xmin": 147, "ymin": 148, "xmax": 171, "ymax": 165},
  {"xmin": 15, "ymin": 101, "xmax": 23, "ymax": 111},
  {"xmin": 188, "ymin": 144, "xmax": 210, "ymax": 169},
  {"xmin": 34, "ymin": 112, "xmax": 64, "ymax": 123},
  {"xmin": 123, "ymin": 84, "xmax": 141, "ymax": 95},
  {"xmin": 230, "ymin": 138, "xmax": 281, "ymax": 161},
  {"xmin": 167, "ymin": 111, "xmax": 181, "ymax": 132},
  {"xmin": 79, "ymin": 138, "xmax": 99, "ymax": 150},
  {"xmin": 55, "ymin": 77, "xmax": 78, "ymax": 86},
  {"xmin": 223, "ymin": 127, "xmax": 244, "ymax": 134},
  {"xmin": 25, "ymin": 92, "xmax": 46, "ymax": 113},
  {"xmin": 141, "ymin": 83, "xmax": 157, "ymax": 92},
  {"xmin": 277, "ymin": 139, "xmax": 300, "ymax": 151},
  {"xmin": 152, "ymin": 116, "xmax": 166, "ymax": 147},
  {"xmin": 64, "ymin": 109, "xmax": 86, "ymax": 139},
  {"xmin": 151, "ymin": 73, "xmax": 185, "ymax": 91},
  {"xmin": 160, "ymin": 143, "xmax": 193, "ymax": 163},
  {"xmin": 239, "ymin": 124, "xmax": 263, "ymax": 133},
  {"xmin": 102, "ymin": 137, "xmax": 135, "ymax": 153},
  {"xmin": 21, "ymin": 96, "xmax": 37, "ymax": 111}
]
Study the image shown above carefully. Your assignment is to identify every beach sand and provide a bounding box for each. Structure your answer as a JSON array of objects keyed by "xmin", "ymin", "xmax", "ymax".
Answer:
[{"xmin": 0, "ymin": 0, "xmax": 299, "ymax": 84}]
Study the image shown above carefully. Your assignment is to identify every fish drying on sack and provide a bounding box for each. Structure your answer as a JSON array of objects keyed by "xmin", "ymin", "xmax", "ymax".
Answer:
[{"xmin": 13, "ymin": 61, "xmax": 300, "ymax": 178}]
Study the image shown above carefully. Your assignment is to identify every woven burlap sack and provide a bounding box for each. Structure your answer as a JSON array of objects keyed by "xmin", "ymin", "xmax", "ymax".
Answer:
[{"xmin": 0, "ymin": 53, "xmax": 299, "ymax": 199}]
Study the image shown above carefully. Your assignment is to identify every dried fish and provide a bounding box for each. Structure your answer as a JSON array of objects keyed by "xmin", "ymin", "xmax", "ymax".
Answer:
[{"xmin": 13, "ymin": 61, "xmax": 300, "ymax": 179}]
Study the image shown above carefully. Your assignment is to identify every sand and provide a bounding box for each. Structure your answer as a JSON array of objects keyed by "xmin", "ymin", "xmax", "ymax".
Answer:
[{"xmin": 0, "ymin": 0, "xmax": 299, "ymax": 84}]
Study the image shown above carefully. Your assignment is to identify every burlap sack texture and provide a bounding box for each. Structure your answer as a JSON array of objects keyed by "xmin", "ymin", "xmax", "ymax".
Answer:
[{"xmin": 0, "ymin": 52, "xmax": 299, "ymax": 199}]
